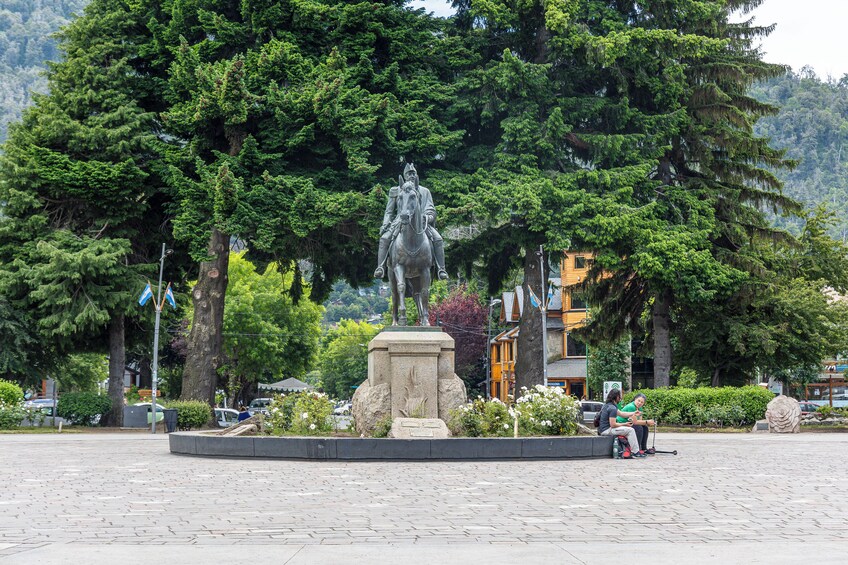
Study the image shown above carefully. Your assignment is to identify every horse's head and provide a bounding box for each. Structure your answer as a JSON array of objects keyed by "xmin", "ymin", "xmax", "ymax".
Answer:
[{"xmin": 398, "ymin": 181, "xmax": 418, "ymax": 225}]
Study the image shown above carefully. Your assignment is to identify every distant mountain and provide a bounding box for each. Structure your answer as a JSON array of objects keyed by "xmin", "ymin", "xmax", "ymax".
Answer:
[
  {"xmin": 0, "ymin": 0, "xmax": 88, "ymax": 143},
  {"xmin": 751, "ymin": 69, "xmax": 848, "ymax": 240}
]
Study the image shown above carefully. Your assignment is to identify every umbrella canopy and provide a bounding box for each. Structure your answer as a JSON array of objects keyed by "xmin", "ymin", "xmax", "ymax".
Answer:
[{"xmin": 258, "ymin": 377, "xmax": 314, "ymax": 392}]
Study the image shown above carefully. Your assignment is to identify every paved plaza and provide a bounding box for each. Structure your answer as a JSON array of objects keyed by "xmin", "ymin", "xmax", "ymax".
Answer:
[{"xmin": 0, "ymin": 431, "xmax": 845, "ymax": 564}]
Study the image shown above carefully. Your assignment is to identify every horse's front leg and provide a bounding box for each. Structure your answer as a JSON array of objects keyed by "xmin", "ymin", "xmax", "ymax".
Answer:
[
  {"xmin": 419, "ymin": 272, "xmax": 431, "ymax": 326},
  {"xmin": 389, "ymin": 270, "xmax": 399, "ymax": 326},
  {"xmin": 394, "ymin": 265, "xmax": 407, "ymax": 326}
]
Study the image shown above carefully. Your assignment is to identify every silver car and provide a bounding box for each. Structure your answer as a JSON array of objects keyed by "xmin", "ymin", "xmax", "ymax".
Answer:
[{"xmin": 579, "ymin": 401, "xmax": 604, "ymax": 425}]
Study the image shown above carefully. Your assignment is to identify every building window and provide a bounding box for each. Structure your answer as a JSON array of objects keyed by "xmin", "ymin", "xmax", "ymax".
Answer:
[
  {"xmin": 570, "ymin": 292, "xmax": 587, "ymax": 310},
  {"xmin": 566, "ymin": 334, "xmax": 587, "ymax": 357},
  {"xmin": 574, "ymin": 256, "xmax": 586, "ymax": 269}
]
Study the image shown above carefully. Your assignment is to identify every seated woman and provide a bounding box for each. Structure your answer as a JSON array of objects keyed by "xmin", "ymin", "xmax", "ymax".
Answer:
[
  {"xmin": 616, "ymin": 393, "xmax": 656, "ymax": 456},
  {"xmin": 598, "ymin": 389, "xmax": 643, "ymax": 459}
]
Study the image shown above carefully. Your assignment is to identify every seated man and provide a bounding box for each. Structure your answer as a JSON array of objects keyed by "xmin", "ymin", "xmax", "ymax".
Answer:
[
  {"xmin": 598, "ymin": 389, "xmax": 643, "ymax": 458},
  {"xmin": 616, "ymin": 393, "xmax": 656, "ymax": 456}
]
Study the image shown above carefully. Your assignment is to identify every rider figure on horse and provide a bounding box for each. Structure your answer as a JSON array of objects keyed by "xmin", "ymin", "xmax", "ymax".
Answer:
[{"xmin": 374, "ymin": 163, "xmax": 449, "ymax": 281}]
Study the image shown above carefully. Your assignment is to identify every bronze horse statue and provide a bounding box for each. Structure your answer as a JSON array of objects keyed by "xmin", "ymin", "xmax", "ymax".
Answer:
[{"xmin": 387, "ymin": 181, "xmax": 432, "ymax": 326}]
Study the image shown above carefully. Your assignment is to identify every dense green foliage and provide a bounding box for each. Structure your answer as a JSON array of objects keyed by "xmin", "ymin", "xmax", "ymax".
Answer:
[
  {"xmin": 623, "ymin": 386, "xmax": 774, "ymax": 426},
  {"xmin": 319, "ymin": 319, "xmax": 380, "ymax": 399},
  {"xmin": 55, "ymin": 353, "xmax": 107, "ymax": 392},
  {"xmin": 168, "ymin": 400, "xmax": 211, "ymax": 430},
  {"xmin": 56, "ymin": 391, "xmax": 111, "ymax": 425},
  {"xmin": 195, "ymin": 252, "xmax": 322, "ymax": 402},
  {"xmin": 587, "ymin": 337, "xmax": 630, "ymax": 399}
]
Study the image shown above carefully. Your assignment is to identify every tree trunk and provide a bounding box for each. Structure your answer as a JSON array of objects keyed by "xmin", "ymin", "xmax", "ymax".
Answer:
[
  {"xmin": 103, "ymin": 313, "xmax": 125, "ymax": 427},
  {"xmin": 180, "ymin": 228, "xmax": 230, "ymax": 404},
  {"xmin": 515, "ymin": 248, "xmax": 544, "ymax": 397},
  {"xmin": 653, "ymin": 290, "xmax": 672, "ymax": 388},
  {"xmin": 711, "ymin": 366, "xmax": 721, "ymax": 387}
]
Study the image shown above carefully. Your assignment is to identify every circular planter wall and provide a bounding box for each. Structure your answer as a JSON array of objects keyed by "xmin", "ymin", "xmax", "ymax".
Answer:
[{"xmin": 169, "ymin": 432, "xmax": 614, "ymax": 460}]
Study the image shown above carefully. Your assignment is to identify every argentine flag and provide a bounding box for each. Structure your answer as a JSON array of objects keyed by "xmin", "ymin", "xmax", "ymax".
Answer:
[
  {"xmin": 528, "ymin": 286, "xmax": 541, "ymax": 309},
  {"xmin": 138, "ymin": 283, "xmax": 153, "ymax": 306},
  {"xmin": 164, "ymin": 285, "xmax": 177, "ymax": 309},
  {"xmin": 546, "ymin": 283, "xmax": 555, "ymax": 308}
]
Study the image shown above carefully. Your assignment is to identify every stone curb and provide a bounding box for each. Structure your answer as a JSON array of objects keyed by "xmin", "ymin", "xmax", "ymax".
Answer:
[{"xmin": 169, "ymin": 431, "xmax": 614, "ymax": 460}]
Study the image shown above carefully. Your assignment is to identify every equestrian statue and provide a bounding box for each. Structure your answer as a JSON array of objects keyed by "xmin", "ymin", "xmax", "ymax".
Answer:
[{"xmin": 374, "ymin": 163, "xmax": 448, "ymax": 326}]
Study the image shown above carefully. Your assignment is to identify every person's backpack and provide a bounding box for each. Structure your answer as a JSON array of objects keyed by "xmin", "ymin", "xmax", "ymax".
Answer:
[{"xmin": 593, "ymin": 412, "xmax": 601, "ymax": 428}]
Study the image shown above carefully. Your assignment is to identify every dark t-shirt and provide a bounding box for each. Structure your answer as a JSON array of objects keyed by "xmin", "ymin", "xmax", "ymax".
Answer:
[{"xmin": 598, "ymin": 402, "xmax": 618, "ymax": 434}]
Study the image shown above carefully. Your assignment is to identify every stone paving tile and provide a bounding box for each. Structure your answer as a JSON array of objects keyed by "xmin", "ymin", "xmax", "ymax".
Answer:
[{"xmin": 1, "ymin": 431, "xmax": 847, "ymax": 555}]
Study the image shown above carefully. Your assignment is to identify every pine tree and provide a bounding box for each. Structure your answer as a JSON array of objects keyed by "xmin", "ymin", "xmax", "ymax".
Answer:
[
  {"xmin": 0, "ymin": 0, "xmax": 175, "ymax": 423},
  {"xmin": 573, "ymin": 0, "xmax": 801, "ymax": 386},
  {"xmin": 158, "ymin": 0, "xmax": 462, "ymax": 403}
]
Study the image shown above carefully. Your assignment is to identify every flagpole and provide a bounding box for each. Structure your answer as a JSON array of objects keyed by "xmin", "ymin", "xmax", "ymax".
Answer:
[
  {"xmin": 537, "ymin": 245, "xmax": 548, "ymax": 387},
  {"xmin": 150, "ymin": 243, "xmax": 167, "ymax": 434}
]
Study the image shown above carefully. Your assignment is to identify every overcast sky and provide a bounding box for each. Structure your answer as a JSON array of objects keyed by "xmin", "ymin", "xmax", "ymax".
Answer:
[{"xmin": 411, "ymin": 0, "xmax": 848, "ymax": 80}]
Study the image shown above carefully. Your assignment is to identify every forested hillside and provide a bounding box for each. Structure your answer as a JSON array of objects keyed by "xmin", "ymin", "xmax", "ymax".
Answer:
[
  {"xmin": 752, "ymin": 69, "xmax": 848, "ymax": 240},
  {"xmin": 0, "ymin": 0, "xmax": 88, "ymax": 143}
]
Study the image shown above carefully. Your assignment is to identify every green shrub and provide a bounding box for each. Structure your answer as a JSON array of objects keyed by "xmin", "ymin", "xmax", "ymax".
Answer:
[
  {"xmin": 622, "ymin": 386, "xmax": 772, "ymax": 427},
  {"xmin": 816, "ymin": 405, "xmax": 835, "ymax": 418},
  {"xmin": 290, "ymin": 392, "xmax": 333, "ymax": 435},
  {"xmin": 56, "ymin": 392, "xmax": 111, "ymax": 425},
  {"xmin": 0, "ymin": 401, "xmax": 25, "ymax": 429},
  {"xmin": 372, "ymin": 415, "xmax": 393, "ymax": 438},
  {"xmin": 168, "ymin": 400, "xmax": 212, "ymax": 430},
  {"xmin": 0, "ymin": 380, "xmax": 24, "ymax": 405},
  {"xmin": 266, "ymin": 392, "xmax": 333, "ymax": 435},
  {"xmin": 267, "ymin": 393, "xmax": 298, "ymax": 432},
  {"xmin": 448, "ymin": 397, "xmax": 512, "ymax": 437}
]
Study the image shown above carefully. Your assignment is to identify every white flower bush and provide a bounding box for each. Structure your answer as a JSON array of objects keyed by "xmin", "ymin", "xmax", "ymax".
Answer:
[
  {"xmin": 515, "ymin": 385, "xmax": 579, "ymax": 436},
  {"xmin": 448, "ymin": 385, "xmax": 579, "ymax": 437}
]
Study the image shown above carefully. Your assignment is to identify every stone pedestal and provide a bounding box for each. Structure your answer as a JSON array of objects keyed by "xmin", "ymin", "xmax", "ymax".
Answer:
[
  {"xmin": 352, "ymin": 328, "xmax": 467, "ymax": 435},
  {"xmin": 389, "ymin": 418, "xmax": 451, "ymax": 439}
]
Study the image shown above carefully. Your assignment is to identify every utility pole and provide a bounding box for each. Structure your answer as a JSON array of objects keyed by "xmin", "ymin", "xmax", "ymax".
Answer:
[
  {"xmin": 537, "ymin": 245, "xmax": 548, "ymax": 387},
  {"xmin": 150, "ymin": 243, "xmax": 172, "ymax": 434}
]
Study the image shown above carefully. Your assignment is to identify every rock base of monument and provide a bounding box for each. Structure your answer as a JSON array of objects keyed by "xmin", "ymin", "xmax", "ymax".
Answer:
[{"xmin": 352, "ymin": 329, "xmax": 466, "ymax": 435}]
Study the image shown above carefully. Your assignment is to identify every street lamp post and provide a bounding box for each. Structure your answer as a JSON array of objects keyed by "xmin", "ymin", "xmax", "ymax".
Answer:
[
  {"xmin": 536, "ymin": 245, "xmax": 548, "ymax": 387},
  {"xmin": 150, "ymin": 243, "xmax": 172, "ymax": 434},
  {"xmin": 486, "ymin": 298, "xmax": 502, "ymax": 400}
]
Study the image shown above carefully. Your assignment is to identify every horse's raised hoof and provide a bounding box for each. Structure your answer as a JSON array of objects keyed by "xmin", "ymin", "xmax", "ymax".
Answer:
[
  {"xmin": 437, "ymin": 269, "xmax": 448, "ymax": 280},
  {"xmin": 374, "ymin": 267, "xmax": 385, "ymax": 279}
]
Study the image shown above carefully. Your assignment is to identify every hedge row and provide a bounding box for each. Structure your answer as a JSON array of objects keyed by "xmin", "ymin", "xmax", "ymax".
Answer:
[
  {"xmin": 167, "ymin": 400, "xmax": 212, "ymax": 430},
  {"xmin": 622, "ymin": 386, "xmax": 773, "ymax": 426},
  {"xmin": 57, "ymin": 392, "xmax": 111, "ymax": 426}
]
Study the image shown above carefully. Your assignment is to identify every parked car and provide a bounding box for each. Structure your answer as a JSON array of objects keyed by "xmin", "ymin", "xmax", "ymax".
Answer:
[
  {"xmin": 333, "ymin": 401, "xmax": 352, "ymax": 416},
  {"xmin": 24, "ymin": 399, "xmax": 57, "ymax": 415},
  {"xmin": 248, "ymin": 398, "xmax": 272, "ymax": 416},
  {"xmin": 214, "ymin": 408, "xmax": 239, "ymax": 428},
  {"xmin": 579, "ymin": 401, "xmax": 604, "ymax": 425},
  {"xmin": 798, "ymin": 402, "xmax": 821, "ymax": 416},
  {"xmin": 133, "ymin": 402, "xmax": 166, "ymax": 423}
]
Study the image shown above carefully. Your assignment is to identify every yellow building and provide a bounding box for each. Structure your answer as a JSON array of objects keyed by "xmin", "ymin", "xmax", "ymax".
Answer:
[{"xmin": 489, "ymin": 251, "xmax": 594, "ymax": 401}]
